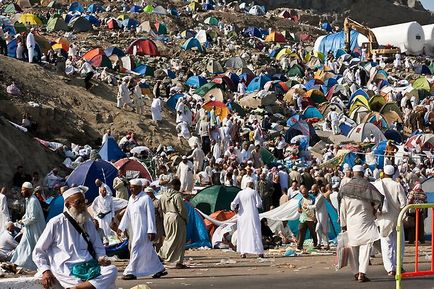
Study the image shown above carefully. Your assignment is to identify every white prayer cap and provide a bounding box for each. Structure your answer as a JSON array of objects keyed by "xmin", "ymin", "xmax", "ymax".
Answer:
[
  {"xmin": 21, "ymin": 182, "xmax": 33, "ymax": 189},
  {"xmin": 144, "ymin": 187, "xmax": 154, "ymax": 193},
  {"xmin": 384, "ymin": 165, "xmax": 395, "ymax": 176},
  {"xmin": 182, "ymin": 156, "xmax": 187, "ymax": 160},
  {"xmin": 63, "ymin": 186, "xmax": 87, "ymax": 200},
  {"xmin": 130, "ymin": 179, "xmax": 143, "ymax": 186},
  {"xmin": 353, "ymin": 165, "xmax": 364, "ymax": 172}
]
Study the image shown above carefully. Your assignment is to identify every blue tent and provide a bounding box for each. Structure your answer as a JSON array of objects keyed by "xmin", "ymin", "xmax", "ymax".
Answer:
[
  {"xmin": 341, "ymin": 151, "xmax": 365, "ymax": 169},
  {"xmin": 302, "ymin": 106, "xmax": 323, "ymax": 119},
  {"xmin": 133, "ymin": 64, "xmax": 154, "ymax": 76},
  {"xmin": 129, "ymin": 5, "xmax": 142, "ymax": 13},
  {"xmin": 87, "ymin": 4, "xmax": 103, "ymax": 13},
  {"xmin": 335, "ymin": 48, "xmax": 347, "ymax": 58},
  {"xmin": 286, "ymin": 114, "xmax": 301, "ymax": 126},
  {"xmin": 339, "ymin": 122, "xmax": 354, "ymax": 136},
  {"xmin": 185, "ymin": 75, "xmax": 207, "ymax": 88},
  {"xmin": 84, "ymin": 15, "xmax": 100, "ymax": 26},
  {"xmin": 185, "ymin": 202, "xmax": 211, "ymax": 249},
  {"xmin": 227, "ymin": 72, "xmax": 239, "ymax": 86},
  {"xmin": 243, "ymin": 26, "xmax": 262, "ymax": 38},
  {"xmin": 98, "ymin": 138, "xmax": 126, "ymax": 162},
  {"xmin": 348, "ymin": 88, "xmax": 369, "ymax": 107},
  {"xmin": 104, "ymin": 46, "xmax": 125, "ymax": 57},
  {"xmin": 166, "ymin": 93, "xmax": 184, "ymax": 110},
  {"xmin": 288, "ymin": 194, "xmax": 341, "ymax": 240},
  {"xmin": 69, "ymin": 1, "xmax": 84, "ymax": 12},
  {"xmin": 373, "ymin": 140, "xmax": 387, "ymax": 169},
  {"xmin": 321, "ymin": 21, "xmax": 333, "ymax": 32},
  {"xmin": 269, "ymin": 48, "xmax": 281, "ymax": 58},
  {"xmin": 317, "ymin": 30, "xmax": 359, "ymax": 55},
  {"xmin": 202, "ymin": 3, "xmax": 214, "ymax": 10},
  {"xmin": 181, "ymin": 37, "xmax": 203, "ymax": 52},
  {"xmin": 384, "ymin": 129, "xmax": 403, "ymax": 144},
  {"xmin": 66, "ymin": 160, "xmax": 118, "ymax": 202},
  {"xmin": 163, "ymin": 69, "xmax": 176, "ymax": 79},
  {"xmin": 7, "ymin": 38, "xmax": 17, "ymax": 58},
  {"xmin": 46, "ymin": 195, "xmax": 64, "ymax": 221},
  {"xmin": 246, "ymin": 75, "xmax": 271, "ymax": 92},
  {"xmin": 168, "ymin": 7, "xmax": 179, "ymax": 16},
  {"xmin": 122, "ymin": 18, "xmax": 138, "ymax": 29},
  {"xmin": 65, "ymin": 13, "xmax": 79, "ymax": 24}
]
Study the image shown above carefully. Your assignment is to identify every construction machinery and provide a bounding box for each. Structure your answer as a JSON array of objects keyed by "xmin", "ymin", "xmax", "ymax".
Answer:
[{"xmin": 344, "ymin": 17, "xmax": 401, "ymax": 60}]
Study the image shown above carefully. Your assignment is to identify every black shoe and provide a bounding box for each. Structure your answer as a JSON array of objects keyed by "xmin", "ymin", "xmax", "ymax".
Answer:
[
  {"xmin": 122, "ymin": 274, "xmax": 137, "ymax": 280},
  {"xmin": 152, "ymin": 270, "xmax": 168, "ymax": 278}
]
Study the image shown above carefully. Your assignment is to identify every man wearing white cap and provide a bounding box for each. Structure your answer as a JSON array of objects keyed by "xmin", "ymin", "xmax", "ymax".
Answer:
[
  {"xmin": 339, "ymin": 165, "xmax": 352, "ymax": 190},
  {"xmin": 11, "ymin": 182, "xmax": 45, "ymax": 270},
  {"xmin": 176, "ymin": 156, "xmax": 193, "ymax": 192},
  {"xmin": 0, "ymin": 187, "xmax": 10, "ymax": 233},
  {"xmin": 91, "ymin": 185, "xmax": 115, "ymax": 238},
  {"xmin": 119, "ymin": 179, "xmax": 167, "ymax": 280},
  {"xmin": 26, "ymin": 28, "xmax": 36, "ymax": 63},
  {"xmin": 339, "ymin": 165, "xmax": 383, "ymax": 282},
  {"xmin": 375, "ymin": 165, "xmax": 406, "ymax": 276},
  {"xmin": 33, "ymin": 186, "xmax": 118, "ymax": 289},
  {"xmin": 230, "ymin": 180, "xmax": 264, "ymax": 258},
  {"xmin": 0, "ymin": 222, "xmax": 18, "ymax": 262}
]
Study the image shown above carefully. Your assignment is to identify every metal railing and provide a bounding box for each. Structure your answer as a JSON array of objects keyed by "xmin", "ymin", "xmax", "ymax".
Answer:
[{"xmin": 396, "ymin": 203, "xmax": 434, "ymax": 289}]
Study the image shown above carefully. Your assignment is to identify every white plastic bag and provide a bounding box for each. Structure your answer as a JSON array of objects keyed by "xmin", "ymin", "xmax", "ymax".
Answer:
[{"xmin": 336, "ymin": 231, "xmax": 352, "ymax": 270}]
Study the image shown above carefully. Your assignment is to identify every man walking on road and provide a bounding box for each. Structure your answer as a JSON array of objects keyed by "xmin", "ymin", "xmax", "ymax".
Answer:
[
  {"xmin": 339, "ymin": 165, "xmax": 383, "ymax": 282},
  {"xmin": 159, "ymin": 179, "xmax": 189, "ymax": 269},
  {"xmin": 375, "ymin": 165, "xmax": 406, "ymax": 276}
]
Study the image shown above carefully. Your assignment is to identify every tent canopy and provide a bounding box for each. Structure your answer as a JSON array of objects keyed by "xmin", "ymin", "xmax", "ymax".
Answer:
[
  {"xmin": 190, "ymin": 185, "xmax": 241, "ymax": 215},
  {"xmin": 98, "ymin": 138, "xmax": 126, "ymax": 162},
  {"xmin": 66, "ymin": 160, "xmax": 118, "ymax": 202},
  {"xmin": 114, "ymin": 158, "xmax": 153, "ymax": 180},
  {"xmin": 126, "ymin": 38, "xmax": 159, "ymax": 56}
]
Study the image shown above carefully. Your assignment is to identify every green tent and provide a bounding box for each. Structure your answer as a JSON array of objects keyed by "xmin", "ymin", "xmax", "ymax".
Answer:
[
  {"xmin": 154, "ymin": 22, "xmax": 167, "ymax": 35},
  {"xmin": 412, "ymin": 76, "xmax": 430, "ymax": 92},
  {"xmin": 46, "ymin": 17, "xmax": 68, "ymax": 32},
  {"xmin": 287, "ymin": 64, "xmax": 304, "ymax": 77},
  {"xmin": 4, "ymin": 3, "xmax": 22, "ymax": 13},
  {"xmin": 259, "ymin": 148, "xmax": 277, "ymax": 165},
  {"xmin": 204, "ymin": 16, "xmax": 219, "ymax": 26},
  {"xmin": 144, "ymin": 4, "xmax": 154, "ymax": 13},
  {"xmin": 190, "ymin": 185, "xmax": 241, "ymax": 215},
  {"xmin": 14, "ymin": 21, "xmax": 28, "ymax": 33},
  {"xmin": 195, "ymin": 82, "xmax": 219, "ymax": 96}
]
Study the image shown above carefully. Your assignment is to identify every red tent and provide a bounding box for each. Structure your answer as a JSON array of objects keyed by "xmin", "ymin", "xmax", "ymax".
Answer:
[
  {"xmin": 204, "ymin": 210, "xmax": 235, "ymax": 237},
  {"xmin": 107, "ymin": 19, "xmax": 120, "ymax": 29},
  {"xmin": 114, "ymin": 158, "xmax": 153, "ymax": 181},
  {"xmin": 126, "ymin": 38, "xmax": 159, "ymax": 56},
  {"xmin": 213, "ymin": 75, "xmax": 235, "ymax": 91},
  {"xmin": 82, "ymin": 48, "xmax": 104, "ymax": 61}
]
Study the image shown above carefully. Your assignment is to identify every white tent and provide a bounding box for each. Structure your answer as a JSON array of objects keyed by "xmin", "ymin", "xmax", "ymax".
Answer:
[{"xmin": 347, "ymin": 123, "xmax": 386, "ymax": 144}]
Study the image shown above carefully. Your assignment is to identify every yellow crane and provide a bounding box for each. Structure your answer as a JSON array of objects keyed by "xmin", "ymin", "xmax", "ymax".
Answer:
[{"xmin": 344, "ymin": 17, "xmax": 400, "ymax": 61}]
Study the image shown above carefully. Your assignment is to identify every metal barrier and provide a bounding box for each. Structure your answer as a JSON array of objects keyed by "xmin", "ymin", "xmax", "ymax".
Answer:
[{"xmin": 396, "ymin": 203, "xmax": 434, "ymax": 289}]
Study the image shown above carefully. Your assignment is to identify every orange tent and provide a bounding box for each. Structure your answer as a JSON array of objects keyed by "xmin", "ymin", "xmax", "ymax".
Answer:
[
  {"xmin": 82, "ymin": 48, "xmax": 104, "ymax": 61},
  {"xmin": 265, "ymin": 32, "xmax": 286, "ymax": 43},
  {"xmin": 204, "ymin": 210, "xmax": 235, "ymax": 237}
]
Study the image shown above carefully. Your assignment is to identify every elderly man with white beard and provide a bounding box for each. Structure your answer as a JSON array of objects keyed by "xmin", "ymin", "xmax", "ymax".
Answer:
[
  {"xmin": 91, "ymin": 186, "xmax": 115, "ymax": 238},
  {"xmin": 33, "ymin": 186, "xmax": 117, "ymax": 289},
  {"xmin": 118, "ymin": 179, "xmax": 167, "ymax": 280}
]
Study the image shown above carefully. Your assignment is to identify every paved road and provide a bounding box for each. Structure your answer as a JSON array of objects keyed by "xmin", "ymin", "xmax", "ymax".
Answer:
[{"xmin": 113, "ymin": 249, "xmax": 434, "ymax": 289}]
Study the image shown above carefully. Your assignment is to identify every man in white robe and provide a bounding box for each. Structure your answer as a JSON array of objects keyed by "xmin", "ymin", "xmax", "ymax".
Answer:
[
  {"xmin": 309, "ymin": 184, "xmax": 330, "ymax": 250},
  {"xmin": 375, "ymin": 165, "xmax": 407, "ymax": 276},
  {"xmin": 26, "ymin": 28, "xmax": 36, "ymax": 63},
  {"xmin": 0, "ymin": 187, "xmax": 10, "ymax": 233},
  {"xmin": 339, "ymin": 165, "xmax": 382, "ymax": 282},
  {"xmin": 151, "ymin": 95, "xmax": 162, "ymax": 125},
  {"xmin": 176, "ymin": 156, "xmax": 194, "ymax": 192},
  {"xmin": 11, "ymin": 182, "xmax": 46, "ymax": 270},
  {"xmin": 118, "ymin": 179, "xmax": 167, "ymax": 280},
  {"xmin": 33, "ymin": 186, "xmax": 117, "ymax": 289},
  {"xmin": 91, "ymin": 186, "xmax": 115, "ymax": 238},
  {"xmin": 95, "ymin": 179, "xmax": 113, "ymax": 197},
  {"xmin": 188, "ymin": 143, "xmax": 205, "ymax": 174},
  {"xmin": 132, "ymin": 82, "xmax": 145, "ymax": 115},
  {"xmin": 117, "ymin": 79, "xmax": 133, "ymax": 109},
  {"xmin": 0, "ymin": 222, "xmax": 18, "ymax": 262},
  {"xmin": 230, "ymin": 181, "xmax": 264, "ymax": 258}
]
